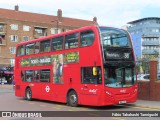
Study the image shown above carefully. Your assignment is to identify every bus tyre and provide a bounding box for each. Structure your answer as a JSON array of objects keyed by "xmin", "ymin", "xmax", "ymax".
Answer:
[
  {"xmin": 68, "ymin": 90, "xmax": 78, "ymax": 107},
  {"xmin": 25, "ymin": 88, "xmax": 32, "ymax": 101}
]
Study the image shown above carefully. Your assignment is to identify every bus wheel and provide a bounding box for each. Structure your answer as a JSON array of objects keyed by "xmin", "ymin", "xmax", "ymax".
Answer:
[
  {"xmin": 25, "ymin": 88, "xmax": 32, "ymax": 101},
  {"xmin": 68, "ymin": 90, "xmax": 78, "ymax": 107}
]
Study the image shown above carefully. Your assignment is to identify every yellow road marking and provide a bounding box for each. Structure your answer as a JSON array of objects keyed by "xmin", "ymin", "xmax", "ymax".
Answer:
[
  {"xmin": 130, "ymin": 106, "xmax": 160, "ymax": 111},
  {"xmin": 79, "ymin": 107, "xmax": 88, "ymax": 110},
  {"xmin": 40, "ymin": 104, "xmax": 46, "ymax": 107},
  {"xmin": 56, "ymin": 104, "xmax": 65, "ymax": 107},
  {"xmin": 118, "ymin": 105, "xmax": 160, "ymax": 111}
]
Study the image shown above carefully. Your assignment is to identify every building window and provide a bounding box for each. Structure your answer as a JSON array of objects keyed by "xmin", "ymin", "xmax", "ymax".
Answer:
[
  {"xmin": 35, "ymin": 28, "xmax": 43, "ymax": 34},
  {"xmin": 57, "ymin": 29, "xmax": 61, "ymax": 33},
  {"xmin": 11, "ymin": 35, "xmax": 18, "ymax": 42},
  {"xmin": 0, "ymin": 24, "xmax": 5, "ymax": 32},
  {"xmin": 51, "ymin": 28, "xmax": 61, "ymax": 34},
  {"xmin": 10, "ymin": 59, "xmax": 15, "ymax": 66},
  {"xmin": 11, "ymin": 24, "xmax": 18, "ymax": 30},
  {"xmin": 0, "ymin": 36, "xmax": 3, "ymax": 44},
  {"xmin": 23, "ymin": 36, "xmax": 29, "ymax": 41},
  {"xmin": 10, "ymin": 47, "xmax": 16, "ymax": 54},
  {"xmin": 51, "ymin": 28, "xmax": 57, "ymax": 34},
  {"xmin": 23, "ymin": 25, "xmax": 30, "ymax": 31},
  {"xmin": 152, "ymin": 29, "xmax": 159, "ymax": 33}
]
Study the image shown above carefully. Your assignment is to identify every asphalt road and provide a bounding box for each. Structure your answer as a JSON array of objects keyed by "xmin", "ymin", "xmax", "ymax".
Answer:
[{"xmin": 0, "ymin": 85, "xmax": 160, "ymax": 120}]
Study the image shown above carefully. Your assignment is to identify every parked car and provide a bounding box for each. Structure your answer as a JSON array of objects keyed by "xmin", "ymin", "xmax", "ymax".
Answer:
[
  {"xmin": 136, "ymin": 74, "xmax": 160, "ymax": 81},
  {"xmin": 0, "ymin": 66, "xmax": 14, "ymax": 84},
  {"xmin": 0, "ymin": 78, "xmax": 7, "ymax": 84},
  {"xmin": 137, "ymin": 74, "xmax": 150, "ymax": 81}
]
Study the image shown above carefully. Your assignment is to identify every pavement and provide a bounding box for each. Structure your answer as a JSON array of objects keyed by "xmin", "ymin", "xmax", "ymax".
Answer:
[
  {"xmin": 0, "ymin": 84, "xmax": 14, "ymax": 90},
  {"xmin": 131, "ymin": 99, "xmax": 160, "ymax": 110},
  {"xmin": 0, "ymin": 84, "xmax": 160, "ymax": 110}
]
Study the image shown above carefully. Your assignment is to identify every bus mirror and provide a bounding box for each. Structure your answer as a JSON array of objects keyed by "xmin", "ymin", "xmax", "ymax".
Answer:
[{"xmin": 93, "ymin": 67, "xmax": 98, "ymax": 76}]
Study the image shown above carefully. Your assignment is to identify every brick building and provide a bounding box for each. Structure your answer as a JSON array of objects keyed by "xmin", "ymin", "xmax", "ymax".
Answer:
[{"xmin": 0, "ymin": 5, "xmax": 97, "ymax": 67}]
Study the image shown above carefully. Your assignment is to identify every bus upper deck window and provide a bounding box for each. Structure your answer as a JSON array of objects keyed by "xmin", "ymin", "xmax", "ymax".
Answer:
[
  {"xmin": 52, "ymin": 36, "xmax": 63, "ymax": 51},
  {"xmin": 35, "ymin": 42, "xmax": 40, "ymax": 54},
  {"xmin": 80, "ymin": 30, "xmax": 95, "ymax": 47},
  {"xmin": 17, "ymin": 45, "xmax": 25, "ymax": 56},
  {"xmin": 40, "ymin": 40, "xmax": 51, "ymax": 52},
  {"xmin": 26, "ymin": 43, "xmax": 34, "ymax": 55},
  {"xmin": 65, "ymin": 33, "xmax": 78, "ymax": 49}
]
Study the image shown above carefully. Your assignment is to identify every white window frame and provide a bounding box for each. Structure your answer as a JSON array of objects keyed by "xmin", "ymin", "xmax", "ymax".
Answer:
[
  {"xmin": 50, "ymin": 28, "xmax": 57, "ymax": 34},
  {"xmin": 11, "ymin": 24, "xmax": 18, "ymax": 30},
  {"xmin": 10, "ymin": 35, "xmax": 18, "ymax": 42},
  {"xmin": 57, "ymin": 28, "xmax": 61, "ymax": 34},
  {"xmin": 23, "ymin": 25, "xmax": 30, "ymax": 31},
  {"xmin": 10, "ymin": 59, "xmax": 15, "ymax": 66},
  {"xmin": 10, "ymin": 47, "xmax": 16, "ymax": 54}
]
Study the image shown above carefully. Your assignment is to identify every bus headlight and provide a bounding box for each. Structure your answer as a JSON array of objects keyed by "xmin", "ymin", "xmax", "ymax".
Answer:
[{"xmin": 134, "ymin": 88, "xmax": 137, "ymax": 93}]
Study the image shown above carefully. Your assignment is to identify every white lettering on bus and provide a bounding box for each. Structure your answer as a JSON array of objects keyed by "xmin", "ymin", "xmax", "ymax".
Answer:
[
  {"xmin": 31, "ymin": 59, "xmax": 39, "ymax": 64},
  {"xmin": 89, "ymin": 89, "xmax": 97, "ymax": 94},
  {"xmin": 106, "ymin": 53, "xmax": 119, "ymax": 58},
  {"xmin": 40, "ymin": 58, "xmax": 51, "ymax": 64}
]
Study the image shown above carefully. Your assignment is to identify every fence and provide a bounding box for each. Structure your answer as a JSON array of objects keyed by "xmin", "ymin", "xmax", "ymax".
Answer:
[{"xmin": 138, "ymin": 60, "xmax": 160, "ymax": 101}]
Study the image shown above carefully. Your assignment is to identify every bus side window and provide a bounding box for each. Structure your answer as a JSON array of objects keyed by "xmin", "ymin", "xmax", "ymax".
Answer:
[
  {"xmin": 40, "ymin": 39, "xmax": 51, "ymax": 52},
  {"xmin": 80, "ymin": 30, "xmax": 95, "ymax": 47},
  {"xmin": 26, "ymin": 43, "xmax": 34, "ymax": 55},
  {"xmin": 52, "ymin": 36, "xmax": 63, "ymax": 51},
  {"xmin": 81, "ymin": 66, "xmax": 102, "ymax": 84},
  {"xmin": 34, "ymin": 70, "xmax": 40, "ymax": 82},
  {"xmin": 17, "ymin": 45, "xmax": 25, "ymax": 56},
  {"xmin": 25, "ymin": 70, "xmax": 34, "ymax": 82},
  {"xmin": 40, "ymin": 69, "xmax": 50, "ymax": 82},
  {"xmin": 65, "ymin": 33, "xmax": 78, "ymax": 49}
]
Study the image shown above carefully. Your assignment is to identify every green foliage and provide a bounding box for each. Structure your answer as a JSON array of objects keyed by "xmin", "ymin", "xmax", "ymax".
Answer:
[{"xmin": 136, "ymin": 54, "xmax": 158, "ymax": 74}]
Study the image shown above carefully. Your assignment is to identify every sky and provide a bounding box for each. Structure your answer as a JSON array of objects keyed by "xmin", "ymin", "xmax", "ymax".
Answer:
[{"xmin": 0, "ymin": 0, "xmax": 160, "ymax": 27}]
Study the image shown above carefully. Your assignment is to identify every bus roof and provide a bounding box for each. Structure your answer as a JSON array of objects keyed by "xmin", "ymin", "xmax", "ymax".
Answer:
[{"xmin": 16, "ymin": 25, "xmax": 126, "ymax": 47}]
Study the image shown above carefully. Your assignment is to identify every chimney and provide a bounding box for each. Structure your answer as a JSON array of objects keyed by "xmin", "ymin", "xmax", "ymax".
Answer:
[
  {"xmin": 93, "ymin": 16, "xmax": 97, "ymax": 23},
  {"xmin": 57, "ymin": 9, "xmax": 62, "ymax": 22},
  {"xmin": 15, "ymin": 5, "xmax": 19, "ymax": 11}
]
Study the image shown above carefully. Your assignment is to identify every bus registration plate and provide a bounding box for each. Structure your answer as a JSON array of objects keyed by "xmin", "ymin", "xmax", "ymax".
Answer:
[{"xmin": 119, "ymin": 100, "xmax": 126, "ymax": 104}]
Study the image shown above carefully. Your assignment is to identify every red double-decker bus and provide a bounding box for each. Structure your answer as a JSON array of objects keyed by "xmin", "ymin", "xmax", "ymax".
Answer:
[{"xmin": 14, "ymin": 25, "xmax": 137, "ymax": 106}]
